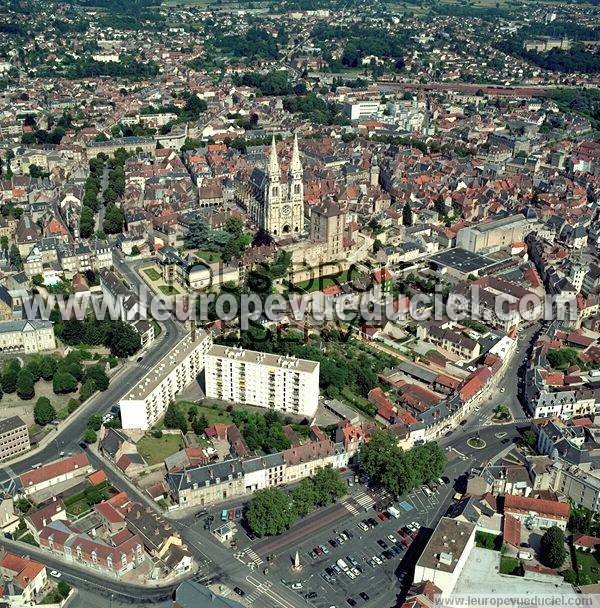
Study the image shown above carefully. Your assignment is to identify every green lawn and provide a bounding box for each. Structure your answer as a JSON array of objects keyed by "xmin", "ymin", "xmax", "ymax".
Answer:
[
  {"xmin": 137, "ymin": 434, "xmax": 184, "ymax": 465},
  {"xmin": 158, "ymin": 285, "xmax": 180, "ymax": 295},
  {"xmin": 195, "ymin": 249, "xmax": 222, "ymax": 263},
  {"xmin": 143, "ymin": 268, "xmax": 162, "ymax": 281},
  {"xmin": 575, "ymin": 550, "xmax": 600, "ymax": 585},
  {"xmin": 500, "ymin": 556, "xmax": 522, "ymax": 575},
  {"xmin": 177, "ymin": 401, "xmax": 233, "ymax": 426}
]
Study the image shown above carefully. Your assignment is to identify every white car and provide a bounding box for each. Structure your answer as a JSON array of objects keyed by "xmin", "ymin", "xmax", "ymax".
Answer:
[
  {"xmin": 387, "ymin": 534, "xmax": 397, "ymax": 543},
  {"xmin": 474, "ymin": 406, "xmax": 480, "ymax": 412},
  {"xmin": 373, "ymin": 555, "xmax": 382, "ymax": 565},
  {"xmin": 346, "ymin": 571, "xmax": 355, "ymax": 580},
  {"xmin": 500, "ymin": 387, "xmax": 505, "ymax": 393},
  {"xmin": 411, "ymin": 521, "xmax": 421, "ymax": 530},
  {"xmin": 50, "ymin": 570, "xmax": 61, "ymax": 578},
  {"xmin": 291, "ymin": 582, "xmax": 303, "ymax": 590}
]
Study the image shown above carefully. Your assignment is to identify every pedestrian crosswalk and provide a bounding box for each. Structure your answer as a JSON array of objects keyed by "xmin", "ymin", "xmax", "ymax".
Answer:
[
  {"xmin": 234, "ymin": 547, "xmax": 264, "ymax": 569},
  {"xmin": 342, "ymin": 491, "xmax": 375, "ymax": 515}
]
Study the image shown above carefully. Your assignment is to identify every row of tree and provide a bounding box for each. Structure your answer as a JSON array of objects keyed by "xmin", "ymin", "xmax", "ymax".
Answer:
[
  {"xmin": 359, "ymin": 429, "xmax": 446, "ymax": 497},
  {"xmin": 52, "ymin": 312, "xmax": 142, "ymax": 359},
  {"xmin": 246, "ymin": 467, "xmax": 347, "ymax": 536}
]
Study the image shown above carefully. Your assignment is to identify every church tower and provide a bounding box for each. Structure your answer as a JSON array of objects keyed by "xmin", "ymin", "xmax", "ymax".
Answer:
[{"xmin": 263, "ymin": 134, "xmax": 304, "ymax": 237}]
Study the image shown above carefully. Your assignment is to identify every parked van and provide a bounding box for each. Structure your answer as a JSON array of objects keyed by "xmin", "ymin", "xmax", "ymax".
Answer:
[
  {"xmin": 336, "ymin": 558, "xmax": 349, "ymax": 572},
  {"xmin": 221, "ymin": 509, "xmax": 228, "ymax": 522}
]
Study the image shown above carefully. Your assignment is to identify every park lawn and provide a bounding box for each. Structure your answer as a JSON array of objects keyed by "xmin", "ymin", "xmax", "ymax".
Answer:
[
  {"xmin": 2, "ymin": 380, "xmax": 77, "ymax": 413},
  {"xmin": 575, "ymin": 550, "xmax": 600, "ymax": 584},
  {"xmin": 499, "ymin": 556, "xmax": 521, "ymax": 575},
  {"xmin": 137, "ymin": 434, "xmax": 184, "ymax": 466},
  {"xmin": 195, "ymin": 249, "xmax": 222, "ymax": 263},
  {"xmin": 158, "ymin": 285, "xmax": 180, "ymax": 295},
  {"xmin": 143, "ymin": 267, "xmax": 162, "ymax": 282},
  {"xmin": 177, "ymin": 401, "xmax": 233, "ymax": 426}
]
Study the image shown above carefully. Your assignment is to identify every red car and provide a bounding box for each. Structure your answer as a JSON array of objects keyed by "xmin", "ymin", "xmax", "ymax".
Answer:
[
  {"xmin": 401, "ymin": 538, "xmax": 410, "ymax": 547},
  {"xmin": 410, "ymin": 531, "xmax": 418, "ymax": 539},
  {"xmin": 314, "ymin": 546, "xmax": 323, "ymax": 555},
  {"xmin": 398, "ymin": 529, "xmax": 407, "ymax": 537},
  {"xmin": 228, "ymin": 510, "xmax": 235, "ymax": 521},
  {"xmin": 377, "ymin": 513, "xmax": 386, "ymax": 521}
]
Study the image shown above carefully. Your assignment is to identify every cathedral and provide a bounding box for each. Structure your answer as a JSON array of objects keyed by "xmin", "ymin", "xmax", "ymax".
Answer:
[{"xmin": 245, "ymin": 134, "xmax": 304, "ymax": 238}]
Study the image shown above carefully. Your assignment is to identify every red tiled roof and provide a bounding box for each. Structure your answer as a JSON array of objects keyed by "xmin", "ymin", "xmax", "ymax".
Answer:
[
  {"xmin": 573, "ymin": 534, "xmax": 600, "ymax": 548},
  {"xmin": 503, "ymin": 513, "xmax": 521, "ymax": 548},
  {"xmin": 504, "ymin": 494, "xmax": 570, "ymax": 520},
  {"xmin": 87, "ymin": 470, "xmax": 107, "ymax": 486},
  {"xmin": 20, "ymin": 453, "xmax": 90, "ymax": 488}
]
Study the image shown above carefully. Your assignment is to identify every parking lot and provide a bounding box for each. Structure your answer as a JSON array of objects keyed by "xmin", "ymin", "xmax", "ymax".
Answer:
[{"xmin": 213, "ymin": 476, "xmax": 455, "ymax": 607}]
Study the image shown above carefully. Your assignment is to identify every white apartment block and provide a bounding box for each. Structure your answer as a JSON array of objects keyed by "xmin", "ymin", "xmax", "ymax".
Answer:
[
  {"xmin": 120, "ymin": 331, "xmax": 213, "ymax": 430},
  {"xmin": 205, "ymin": 345, "xmax": 320, "ymax": 418},
  {"xmin": 343, "ymin": 100, "xmax": 381, "ymax": 120}
]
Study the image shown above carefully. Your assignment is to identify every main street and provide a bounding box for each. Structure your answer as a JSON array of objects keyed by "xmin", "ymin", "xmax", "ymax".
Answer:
[{"xmin": 0, "ymin": 250, "xmax": 186, "ymax": 478}]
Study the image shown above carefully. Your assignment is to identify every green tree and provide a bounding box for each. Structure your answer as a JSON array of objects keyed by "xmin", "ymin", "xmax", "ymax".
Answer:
[
  {"xmin": 53, "ymin": 372, "xmax": 78, "ymax": 394},
  {"xmin": 104, "ymin": 322, "xmax": 141, "ymax": 357},
  {"xmin": 312, "ymin": 466, "xmax": 347, "ymax": 506},
  {"xmin": 39, "ymin": 356, "xmax": 58, "ymax": 382},
  {"xmin": 402, "ymin": 201, "xmax": 413, "ymax": 226},
  {"xmin": 1, "ymin": 367, "xmax": 19, "ymax": 394},
  {"xmin": 87, "ymin": 414, "xmax": 103, "ymax": 432},
  {"xmin": 34, "ymin": 396, "xmax": 56, "ymax": 425},
  {"xmin": 85, "ymin": 365, "xmax": 109, "ymax": 391},
  {"xmin": 164, "ymin": 403, "xmax": 187, "ymax": 433},
  {"xmin": 192, "ymin": 414, "xmax": 209, "ymax": 435},
  {"xmin": 9, "ymin": 243, "xmax": 22, "ymax": 269},
  {"xmin": 246, "ymin": 487, "xmax": 297, "ymax": 537},
  {"xmin": 292, "ymin": 478, "xmax": 317, "ymax": 517},
  {"xmin": 84, "ymin": 428, "xmax": 97, "ymax": 444},
  {"xmin": 57, "ymin": 581, "xmax": 71, "ymax": 598},
  {"xmin": 79, "ymin": 378, "xmax": 97, "ymax": 402},
  {"xmin": 523, "ymin": 430, "xmax": 537, "ymax": 448},
  {"xmin": 16, "ymin": 370, "xmax": 35, "ymax": 400},
  {"xmin": 130, "ymin": 245, "xmax": 141, "ymax": 256},
  {"xmin": 540, "ymin": 526, "xmax": 567, "ymax": 568}
]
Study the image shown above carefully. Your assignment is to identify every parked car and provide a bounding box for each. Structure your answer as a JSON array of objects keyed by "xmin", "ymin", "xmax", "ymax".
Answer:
[{"xmin": 233, "ymin": 587, "xmax": 245, "ymax": 597}]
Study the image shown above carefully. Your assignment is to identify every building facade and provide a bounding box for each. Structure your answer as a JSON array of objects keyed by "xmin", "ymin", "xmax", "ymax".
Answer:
[
  {"xmin": 120, "ymin": 331, "xmax": 213, "ymax": 430},
  {"xmin": 0, "ymin": 416, "xmax": 30, "ymax": 461},
  {"xmin": 204, "ymin": 345, "xmax": 320, "ymax": 418}
]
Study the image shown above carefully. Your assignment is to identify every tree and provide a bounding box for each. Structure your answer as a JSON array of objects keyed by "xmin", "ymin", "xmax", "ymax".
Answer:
[
  {"xmin": 57, "ymin": 581, "xmax": 71, "ymax": 599},
  {"xmin": 130, "ymin": 245, "xmax": 141, "ymax": 256},
  {"xmin": 9, "ymin": 244, "xmax": 22, "ymax": 269},
  {"xmin": 246, "ymin": 488, "xmax": 297, "ymax": 537},
  {"xmin": 164, "ymin": 403, "xmax": 187, "ymax": 433},
  {"xmin": 39, "ymin": 356, "xmax": 58, "ymax": 382},
  {"xmin": 34, "ymin": 396, "xmax": 56, "ymax": 425},
  {"xmin": 312, "ymin": 467, "xmax": 347, "ymax": 506},
  {"xmin": 79, "ymin": 379, "xmax": 97, "ymax": 402},
  {"xmin": 85, "ymin": 365, "xmax": 109, "ymax": 391},
  {"xmin": 192, "ymin": 414, "xmax": 209, "ymax": 436},
  {"xmin": 523, "ymin": 430, "xmax": 537, "ymax": 448},
  {"xmin": 540, "ymin": 526, "xmax": 567, "ymax": 568},
  {"xmin": 402, "ymin": 201, "xmax": 413, "ymax": 226},
  {"xmin": 84, "ymin": 428, "xmax": 97, "ymax": 444},
  {"xmin": 1, "ymin": 367, "xmax": 19, "ymax": 394},
  {"xmin": 53, "ymin": 372, "xmax": 78, "ymax": 394},
  {"xmin": 87, "ymin": 414, "xmax": 103, "ymax": 432},
  {"xmin": 291, "ymin": 478, "xmax": 317, "ymax": 517},
  {"xmin": 104, "ymin": 322, "xmax": 141, "ymax": 357},
  {"xmin": 16, "ymin": 370, "xmax": 35, "ymax": 400}
]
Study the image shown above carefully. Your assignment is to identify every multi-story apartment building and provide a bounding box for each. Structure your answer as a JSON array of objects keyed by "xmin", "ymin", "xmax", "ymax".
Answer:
[
  {"xmin": 120, "ymin": 331, "xmax": 213, "ymax": 430},
  {"xmin": 0, "ymin": 416, "xmax": 30, "ymax": 461},
  {"xmin": 204, "ymin": 345, "xmax": 320, "ymax": 418},
  {"xmin": 0, "ymin": 320, "xmax": 56, "ymax": 354}
]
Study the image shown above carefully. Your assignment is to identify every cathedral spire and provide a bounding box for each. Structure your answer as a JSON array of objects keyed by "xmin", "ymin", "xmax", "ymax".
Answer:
[
  {"xmin": 267, "ymin": 134, "xmax": 280, "ymax": 179},
  {"xmin": 290, "ymin": 132, "xmax": 302, "ymax": 176}
]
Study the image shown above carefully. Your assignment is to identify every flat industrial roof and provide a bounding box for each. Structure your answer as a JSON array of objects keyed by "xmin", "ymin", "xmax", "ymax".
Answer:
[
  {"xmin": 207, "ymin": 344, "xmax": 319, "ymax": 374},
  {"xmin": 416, "ymin": 517, "xmax": 475, "ymax": 574},
  {"xmin": 429, "ymin": 248, "xmax": 495, "ymax": 273}
]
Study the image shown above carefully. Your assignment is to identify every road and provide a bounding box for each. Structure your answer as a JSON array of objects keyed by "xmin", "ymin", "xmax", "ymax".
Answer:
[{"xmin": 0, "ymin": 251, "xmax": 185, "ymax": 487}]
